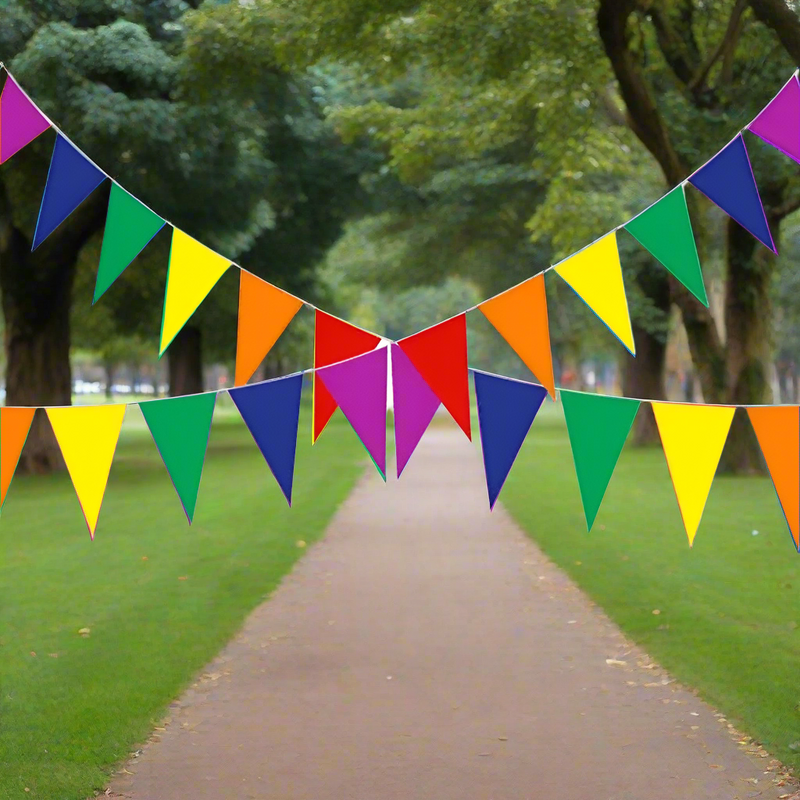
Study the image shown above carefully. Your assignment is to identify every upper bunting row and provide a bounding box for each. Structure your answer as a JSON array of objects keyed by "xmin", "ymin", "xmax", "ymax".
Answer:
[{"xmin": 1, "ymin": 66, "xmax": 798, "ymax": 404}]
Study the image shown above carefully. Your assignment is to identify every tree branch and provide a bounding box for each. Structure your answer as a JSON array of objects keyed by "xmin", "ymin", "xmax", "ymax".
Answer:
[
  {"xmin": 748, "ymin": 0, "xmax": 800, "ymax": 64},
  {"xmin": 596, "ymin": 0, "xmax": 685, "ymax": 184},
  {"xmin": 688, "ymin": 0, "xmax": 748, "ymax": 91}
]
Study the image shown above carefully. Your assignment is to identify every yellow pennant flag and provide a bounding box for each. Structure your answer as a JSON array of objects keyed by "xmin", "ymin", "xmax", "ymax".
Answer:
[
  {"xmin": 652, "ymin": 403, "xmax": 735, "ymax": 546},
  {"xmin": 46, "ymin": 404, "xmax": 127, "ymax": 538},
  {"xmin": 553, "ymin": 232, "xmax": 635, "ymax": 354},
  {"xmin": 160, "ymin": 229, "xmax": 231, "ymax": 355}
]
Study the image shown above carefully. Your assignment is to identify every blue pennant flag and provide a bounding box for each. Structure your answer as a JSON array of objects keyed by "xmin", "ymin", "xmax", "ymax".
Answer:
[
  {"xmin": 688, "ymin": 134, "xmax": 776, "ymax": 253},
  {"xmin": 33, "ymin": 135, "xmax": 106, "ymax": 250},
  {"xmin": 473, "ymin": 369, "xmax": 548, "ymax": 509},
  {"xmin": 229, "ymin": 372, "xmax": 304, "ymax": 505}
]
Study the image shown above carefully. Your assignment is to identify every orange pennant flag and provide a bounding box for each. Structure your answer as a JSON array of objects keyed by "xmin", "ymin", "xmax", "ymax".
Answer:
[
  {"xmin": 478, "ymin": 274, "xmax": 555, "ymax": 397},
  {"xmin": 747, "ymin": 406, "xmax": 800, "ymax": 550},
  {"xmin": 313, "ymin": 311, "xmax": 382, "ymax": 443},
  {"xmin": 0, "ymin": 407, "xmax": 35, "ymax": 508},
  {"xmin": 235, "ymin": 272, "xmax": 303, "ymax": 386}
]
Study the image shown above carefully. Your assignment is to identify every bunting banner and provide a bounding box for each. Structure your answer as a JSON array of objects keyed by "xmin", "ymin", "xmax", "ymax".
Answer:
[
  {"xmin": 316, "ymin": 346, "xmax": 388, "ymax": 479},
  {"xmin": 748, "ymin": 74, "xmax": 800, "ymax": 165},
  {"xmin": 398, "ymin": 315, "xmax": 472, "ymax": 440},
  {"xmin": 313, "ymin": 310, "xmax": 382, "ymax": 443},
  {"xmin": 624, "ymin": 185, "xmax": 709, "ymax": 307},
  {"xmin": 0, "ymin": 407, "xmax": 35, "ymax": 509},
  {"xmin": 0, "ymin": 75, "xmax": 50, "ymax": 163},
  {"xmin": 561, "ymin": 391, "xmax": 640, "ymax": 531},
  {"xmin": 139, "ymin": 393, "xmax": 217, "ymax": 523},
  {"xmin": 229, "ymin": 372, "xmax": 304, "ymax": 505},
  {"xmin": 160, "ymin": 229, "xmax": 231, "ymax": 356},
  {"xmin": 94, "ymin": 183, "xmax": 165, "ymax": 303},
  {"xmin": 747, "ymin": 406, "xmax": 799, "ymax": 550},
  {"xmin": 5, "ymin": 67, "xmax": 800, "ymax": 550},
  {"xmin": 688, "ymin": 134, "xmax": 776, "ymax": 253},
  {"xmin": 235, "ymin": 272, "xmax": 303, "ymax": 386},
  {"xmin": 652, "ymin": 403, "xmax": 735, "ymax": 546},
  {"xmin": 478, "ymin": 274, "xmax": 556, "ymax": 397},
  {"xmin": 553, "ymin": 232, "xmax": 635, "ymax": 355},
  {"xmin": 390, "ymin": 343, "xmax": 440, "ymax": 477},
  {"xmin": 473, "ymin": 370, "xmax": 547, "ymax": 508},
  {"xmin": 46, "ymin": 404, "xmax": 127, "ymax": 538},
  {"xmin": 33, "ymin": 135, "xmax": 106, "ymax": 250}
]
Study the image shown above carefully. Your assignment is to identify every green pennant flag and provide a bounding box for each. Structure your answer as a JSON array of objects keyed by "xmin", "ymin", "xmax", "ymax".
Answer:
[
  {"xmin": 139, "ymin": 393, "xmax": 216, "ymax": 523},
  {"xmin": 94, "ymin": 184, "xmax": 165, "ymax": 303},
  {"xmin": 560, "ymin": 390, "xmax": 640, "ymax": 531},
  {"xmin": 624, "ymin": 185, "xmax": 709, "ymax": 307}
]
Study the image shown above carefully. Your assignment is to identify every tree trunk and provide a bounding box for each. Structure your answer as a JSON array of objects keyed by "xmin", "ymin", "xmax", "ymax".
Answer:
[
  {"xmin": 718, "ymin": 217, "xmax": 773, "ymax": 474},
  {"xmin": 0, "ymin": 231, "xmax": 77, "ymax": 473},
  {"xmin": 168, "ymin": 325, "xmax": 203, "ymax": 396},
  {"xmin": 622, "ymin": 266, "xmax": 669, "ymax": 445},
  {"xmin": 622, "ymin": 324, "xmax": 666, "ymax": 445},
  {"xmin": 104, "ymin": 361, "xmax": 115, "ymax": 400}
]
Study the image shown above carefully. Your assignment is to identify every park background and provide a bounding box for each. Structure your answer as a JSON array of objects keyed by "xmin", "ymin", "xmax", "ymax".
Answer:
[{"xmin": 3, "ymin": 1, "xmax": 800, "ymax": 797}]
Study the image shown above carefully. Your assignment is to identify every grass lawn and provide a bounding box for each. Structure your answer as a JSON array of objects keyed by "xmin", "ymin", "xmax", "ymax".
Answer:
[
  {"xmin": 0, "ymin": 399, "xmax": 368, "ymax": 799},
  {"xmin": 502, "ymin": 401, "xmax": 800, "ymax": 771}
]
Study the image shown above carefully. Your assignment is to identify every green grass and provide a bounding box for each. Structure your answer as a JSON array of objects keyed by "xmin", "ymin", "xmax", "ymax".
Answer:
[
  {"xmin": 502, "ymin": 402, "xmax": 800, "ymax": 771},
  {"xmin": 0, "ymin": 402, "xmax": 367, "ymax": 799}
]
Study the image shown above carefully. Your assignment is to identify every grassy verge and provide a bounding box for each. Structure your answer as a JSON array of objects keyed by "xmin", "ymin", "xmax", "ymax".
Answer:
[
  {"xmin": 0, "ymin": 404, "xmax": 366, "ymax": 799},
  {"xmin": 501, "ymin": 401, "xmax": 800, "ymax": 771}
]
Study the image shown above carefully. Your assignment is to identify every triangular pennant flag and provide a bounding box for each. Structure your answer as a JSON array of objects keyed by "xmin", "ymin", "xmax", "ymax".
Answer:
[
  {"xmin": 33, "ymin": 135, "xmax": 107, "ymax": 250},
  {"xmin": 560, "ymin": 391, "xmax": 640, "ymax": 531},
  {"xmin": 0, "ymin": 407, "xmax": 35, "ymax": 508},
  {"xmin": 229, "ymin": 373, "xmax": 303, "ymax": 505},
  {"xmin": 160, "ymin": 229, "xmax": 231, "ymax": 355},
  {"xmin": 313, "ymin": 310, "xmax": 381, "ymax": 443},
  {"xmin": 46, "ymin": 405, "xmax": 126, "ymax": 538},
  {"xmin": 235, "ymin": 272, "xmax": 303, "ymax": 386},
  {"xmin": 94, "ymin": 184, "xmax": 165, "ymax": 303},
  {"xmin": 688, "ymin": 134, "xmax": 776, "ymax": 253},
  {"xmin": 316, "ymin": 347, "xmax": 388, "ymax": 479},
  {"xmin": 139, "ymin": 393, "xmax": 216, "ymax": 523},
  {"xmin": 0, "ymin": 76, "xmax": 50, "ymax": 163},
  {"xmin": 473, "ymin": 370, "xmax": 547, "ymax": 508},
  {"xmin": 478, "ymin": 274, "xmax": 556, "ymax": 397},
  {"xmin": 652, "ymin": 403, "xmax": 735, "ymax": 545},
  {"xmin": 747, "ymin": 406, "xmax": 800, "ymax": 550},
  {"xmin": 391, "ymin": 343, "xmax": 440, "ymax": 477},
  {"xmin": 625, "ymin": 186, "xmax": 709, "ymax": 307},
  {"xmin": 748, "ymin": 74, "xmax": 800, "ymax": 165},
  {"xmin": 398, "ymin": 315, "xmax": 472, "ymax": 439},
  {"xmin": 553, "ymin": 232, "xmax": 636, "ymax": 354}
]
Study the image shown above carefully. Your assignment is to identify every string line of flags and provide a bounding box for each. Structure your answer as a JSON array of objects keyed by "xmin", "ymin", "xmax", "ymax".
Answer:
[{"xmin": 1, "ymin": 66, "xmax": 800, "ymax": 549}]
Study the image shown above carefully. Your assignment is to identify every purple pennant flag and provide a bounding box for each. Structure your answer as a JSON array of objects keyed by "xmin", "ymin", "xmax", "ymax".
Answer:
[
  {"xmin": 0, "ymin": 76, "xmax": 51, "ymax": 163},
  {"xmin": 749, "ymin": 74, "xmax": 800, "ymax": 164},
  {"xmin": 316, "ymin": 346, "xmax": 388, "ymax": 478},
  {"xmin": 391, "ymin": 343, "xmax": 440, "ymax": 478}
]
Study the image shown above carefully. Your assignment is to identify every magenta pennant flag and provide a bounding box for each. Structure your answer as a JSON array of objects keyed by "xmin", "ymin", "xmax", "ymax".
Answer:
[
  {"xmin": 316, "ymin": 346, "xmax": 388, "ymax": 478},
  {"xmin": 748, "ymin": 74, "xmax": 800, "ymax": 164},
  {"xmin": 391, "ymin": 343, "xmax": 440, "ymax": 477},
  {"xmin": 0, "ymin": 76, "xmax": 51, "ymax": 163}
]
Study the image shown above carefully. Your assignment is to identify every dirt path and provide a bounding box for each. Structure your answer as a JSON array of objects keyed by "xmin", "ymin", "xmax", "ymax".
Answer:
[{"xmin": 109, "ymin": 426, "xmax": 791, "ymax": 800}]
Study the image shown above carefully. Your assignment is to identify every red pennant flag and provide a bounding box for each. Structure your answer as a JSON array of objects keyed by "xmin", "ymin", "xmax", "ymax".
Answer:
[
  {"xmin": 398, "ymin": 315, "xmax": 471, "ymax": 439},
  {"xmin": 313, "ymin": 310, "xmax": 381, "ymax": 442}
]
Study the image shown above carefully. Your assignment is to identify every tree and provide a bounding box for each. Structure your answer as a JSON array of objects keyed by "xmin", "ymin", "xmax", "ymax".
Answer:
[
  {"xmin": 269, "ymin": 0, "xmax": 800, "ymax": 467},
  {"xmin": 1, "ymin": 1, "xmax": 277, "ymax": 469},
  {"xmin": 1, "ymin": 0, "xmax": 364, "ymax": 472}
]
